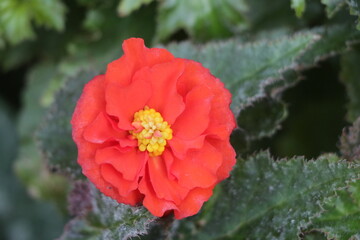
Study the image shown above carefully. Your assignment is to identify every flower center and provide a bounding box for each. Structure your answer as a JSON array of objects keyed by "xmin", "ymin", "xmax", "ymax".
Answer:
[{"xmin": 130, "ymin": 106, "xmax": 173, "ymax": 156}]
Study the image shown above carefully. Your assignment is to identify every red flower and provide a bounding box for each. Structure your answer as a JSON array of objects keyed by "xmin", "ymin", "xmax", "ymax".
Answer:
[{"xmin": 71, "ymin": 38, "xmax": 236, "ymax": 219}]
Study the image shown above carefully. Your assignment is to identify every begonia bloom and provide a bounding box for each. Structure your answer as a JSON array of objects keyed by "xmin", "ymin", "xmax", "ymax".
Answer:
[{"xmin": 71, "ymin": 38, "xmax": 236, "ymax": 219}]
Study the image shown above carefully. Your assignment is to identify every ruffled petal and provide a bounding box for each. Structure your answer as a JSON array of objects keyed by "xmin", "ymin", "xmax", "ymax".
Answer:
[
  {"xmin": 100, "ymin": 164, "xmax": 139, "ymax": 198},
  {"xmin": 95, "ymin": 146, "xmax": 147, "ymax": 181},
  {"xmin": 71, "ymin": 75, "xmax": 107, "ymax": 165},
  {"xmin": 72, "ymin": 75, "xmax": 106, "ymax": 143},
  {"xmin": 146, "ymin": 59, "xmax": 186, "ymax": 124},
  {"xmin": 176, "ymin": 60, "xmax": 213, "ymax": 97},
  {"xmin": 83, "ymin": 112, "xmax": 137, "ymax": 149},
  {"xmin": 204, "ymin": 78, "xmax": 235, "ymax": 140},
  {"xmin": 171, "ymin": 154, "xmax": 217, "ymax": 189},
  {"xmin": 172, "ymin": 86, "xmax": 213, "ymax": 140},
  {"xmin": 162, "ymin": 149, "xmax": 176, "ymax": 180},
  {"xmin": 189, "ymin": 141, "xmax": 223, "ymax": 175},
  {"xmin": 174, "ymin": 186, "xmax": 214, "ymax": 219},
  {"xmin": 105, "ymin": 77, "xmax": 152, "ymax": 130},
  {"xmin": 105, "ymin": 38, "xmax": 174, "ymax": 86},
  {"xmin": 168, "ymin": 135, "xmax": 205, "ymax": 159},
  {"xmin": 83, "ymin": 167, "xmax": 141, "ymax": 206},
  {"xmin": 139, "ymin": 169, "xmax": 178, "ymax": 217},
  {"xmin": 147, "ymin": 156, "xmax": 188, "ymax": 205},
  {"xmin": 207, "ymin": 138, "xmax": 236, "ymax": 180}
]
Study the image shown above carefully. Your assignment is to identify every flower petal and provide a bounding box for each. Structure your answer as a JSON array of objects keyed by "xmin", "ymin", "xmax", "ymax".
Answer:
[
  {"xmin": 105, "ymin": 77, "xmax": 152, "ymax": 130},
  {"xmin": 139, "ymin": 169, "xmax": 178, "ymax": 217},
  {"xmin": 174, "ymin": 186, "xmax": 214, "ymax": 219},
  {"xmin": 95, "ymin": 146, "xmax": 147, "ymax": 181},
  {"xmin": 72, "ymin": 75, "xmax": 106, "ymax": 141},
  {"xmin": 147, "ymin": 156, "xmax": 188, "ymax": 205},
  {"xmin": 172, "ymin": 86, "xmax": 213, "ymax": 140},
  {"xmin": 83, "ymin": 112, "xmax": 137, "ymax": 149},
  {"xmin": 204, "ymin": 78, "xmax": 235, "ymax": 140},
  {"xmin": 171, "ymin": 154, "xmax": 217, "ymax": 189},
  {"xmin": 100, "ymin": 164, "xmax": 139, "ymax": 198},
  {"xmin": 146, "ymin": 59, "xmax": 186, "ymax": 124},
  {"xmin": 208, "ymin": 138, "xmax": 236, "ymax": 180},
  {"xmin": 168, "ymin": 135, "xmax": 205, "ymax": 159},
  {"xmin": 105, "ymin": 38, "xmax": 174, "ymax": 86},
  {"xmin": 71, "ymin": 75, "xmax": 107, "ymax": 163},
  {"xmin": 192, "ymin": 141, "xmax": 223, "ymax": 175},
  {"xmin": 176, "ymin": 60, "xmax": 213, "ymax": 97}
]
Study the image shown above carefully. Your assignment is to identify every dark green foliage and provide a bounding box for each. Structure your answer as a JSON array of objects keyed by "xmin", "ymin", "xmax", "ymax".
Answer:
[
  {"xmin": 0, "ymin": 0, "xmax": 66, "ymax": 45},
  {"xmin": 340, "ymin": 117, "xmax": 360, "ymax": 161},
  {"xmin": 0, "ymin": 100, "xmax": 65, "ymax": 240},
  {"xmin": 60, "ymin": 181, "xmax": 157, "ymax": 240},
  {"xmin": 173, "ymin": 152, "xmax": 359, "ymax": 240},
  {"xmin": 156, "ymin": 0, "xmax": 248, "ymax": 42},
  {"xmin": 321, "ymin": 0, "xmax": 346, "ymax": 18},
  {"xmin": 347, "ymin": 0, "xmax": 360, "ymax": 29},
  {"xmin": 2, "ymin": 0, "xmax": 360, "ymax": 239},
  {"xmin": 236, "ymin": 98, "xmax": 288, "ymax": 140},
  {"xmin": 36, "ymin": 71, "xmax": 98, "ymax": 179},
  {"xmin": 291, "ymin": 0, "xmax": 306, "ymax": 17},
  {"xmin": 309, "ymin": 180, "xmax": 360, "ymax": 239},
  {"xmin": 341, "ymin": 47, "xmax": 360, "ymax": 122},
  {"xmin": 15, "ymin": 62, "xmax": 69, "ymax": 211}
]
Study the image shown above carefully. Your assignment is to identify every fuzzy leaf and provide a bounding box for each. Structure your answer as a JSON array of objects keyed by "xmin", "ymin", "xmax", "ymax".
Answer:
[
  {"xmin": 347, "ymin": 0, "xmax": 360, "ymax": 30},
  {"xmin": 309, "ymin": 180, "xmax": 360, "ymax": 239},
  {"xmin": 156, "ymin": 0, "xmax": 248, "ymax": 41},
  {"xmin": 340, "ymin": 47, "xmax": 360, "ymax": 122},
  {"xmin": 59, "ymin": 182, "xmax": 156, "ymax": 240},
  {"xmin": 237, "ymin": 98, "xmax": 288, "ymax": 140},
  {"xmin": 117, "ymin": 0, "xmax": 154, "ymax": 16},
  {"xmin": 321, "ymin": 0, "xmax": 346, "ymax": 18},
  {"xmin": 298, "ymin": 24, "xmax": 360, "ymax": 66},
  {"xmin": 36, "ymin": 71, "xmax": 96, "ymax": 179},
  {"xmin": 291, "ymin": 0, "xmax": 306, "ymax": 17},
  {"xmin": 176, "ymin": 152, "xmax": 359, "ymax": 240}
]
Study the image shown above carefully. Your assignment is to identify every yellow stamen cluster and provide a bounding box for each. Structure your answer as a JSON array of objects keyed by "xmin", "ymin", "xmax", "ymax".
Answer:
[{"xmin": 130, "ymin": 106, "xmax": 173, "ymax": 156}]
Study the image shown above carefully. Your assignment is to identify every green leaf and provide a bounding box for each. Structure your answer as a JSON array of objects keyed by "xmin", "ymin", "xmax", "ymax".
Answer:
[
  {"xmin": 177, "ymin": 152, "xmax": 359, "ymax": 240},
  {"xmin": 309, "ymin": 180, "xmax": 360, "ymax": 239},
  {"xmin": 15, "ymin": 62, "xmax": 69, "ymax": 210},
  {"xmin": 59, "ymin": 181, "xmax": 156, "ymax": 240},
  {"xmin": 339, "ymin": 117, "xmax": 360, "ymax": 161},
  {"xmin": 237, "ymin": 98, "xmax": 288, "ymax": 140},
  {"xmin": 340, "ymin": 47, "xmax": 360, "ymax": 122},
  {"xmin": 117, "ymin": 0, "xmax": 154, "ymax": 16},
  {"xmin": 298, "ymin": 24, "xmax": 360, "ymax": 66},
  {"xmin": 156, "ymin": 0, "xmax": 248, "ymax": 41},
  {"xmin": 36, "ymin": 71, "xmax": 97, "ymax": 179},
  {"xmin": 321, "ymin": 0, "xmax": 346, "ymax": 18},
  {"xmin": 31, "ymin": 0, "xmax": 66, "ymax": 31},
  {"xmin": 0, "ymin": 0, "xmax": 65, "ymax": 45},
  {"xmin": 346, "ymin": 0, "xmax": 360, "ymax": 30},
  {"xmin": 0, "ymin": 0, "xmax": 35, "ymax": 44},
  {"xmin": 291, "ymin": 0, "xmax": 306, "ymax": 17}
]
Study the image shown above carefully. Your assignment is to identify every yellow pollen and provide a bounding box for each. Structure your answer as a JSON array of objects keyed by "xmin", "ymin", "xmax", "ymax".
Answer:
[{"xmin": 130, "ymin": 106, "xmax": 172, "ymax": 156}]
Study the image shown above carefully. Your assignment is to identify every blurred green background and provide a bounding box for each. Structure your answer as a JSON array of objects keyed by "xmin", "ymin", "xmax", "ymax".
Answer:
[{"xmin": 0, "ymin": 0, "xmax": 359, "ymax": 239}]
